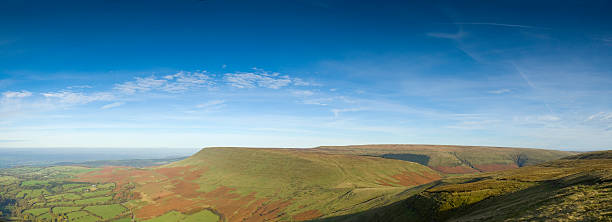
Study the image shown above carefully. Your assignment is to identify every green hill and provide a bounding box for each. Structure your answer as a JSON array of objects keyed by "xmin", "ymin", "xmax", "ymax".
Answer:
[
  {"xmin": 314, "ymin": 145, "xmax": 574, "ymax": 174},
  {"xmin": 75, "ymin": 147, "xmax": 442, "ymax": 221},
  {"xmin": 322, "ymin": 150, "xmax": 612, "ymax": 222}
]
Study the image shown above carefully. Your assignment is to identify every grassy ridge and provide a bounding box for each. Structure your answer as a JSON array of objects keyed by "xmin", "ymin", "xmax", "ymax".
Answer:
[
  {"xmin": 143, "ymin": 147, "xmax": 444, "ymax": 220},
  {"xmin": 56, "ymin": 147, "xmax": 445, "ymax": 221},
  {"xmin": 176, "ymin": 148, "xmax": 440, "ymax": 192},
  {"xmin": 314, "ymin": 145, "xmax": 574, "ymax": 173}
]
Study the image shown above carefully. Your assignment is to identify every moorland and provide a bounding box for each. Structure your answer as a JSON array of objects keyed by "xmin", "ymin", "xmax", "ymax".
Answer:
[{"xmin": 0, "ymin": 145, "xmax": 609, "ymax": 222}]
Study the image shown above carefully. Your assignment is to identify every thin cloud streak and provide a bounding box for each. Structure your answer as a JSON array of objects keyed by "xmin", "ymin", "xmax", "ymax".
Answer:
[
  {"xmin": 449, "ymin": 22, "xmax": 548, "ymax": 29},
  {"xmin": 427, "ymin": 30, "xmax": 467, "ymax": 40},
  {"xmin": 101, "ymin": 102, "xmax": 125, "ymax": 109},
  {"xmin": 512, "ymin": 63, "xmax": 536, "ymax": 89},
  {"xmin": 42, "ymin": 91, "xmax": 114, "ymax": 105},
  {"xmin": 488, "ymin": 89, "xmax": 511, "ymax": 94},
  {"xmin": 3, "ymin": 91, "xmax": 32, "ymax": 98},
  {"xmin": 196, "ymin": 100, "xmax": 225, "ymax": 109}
]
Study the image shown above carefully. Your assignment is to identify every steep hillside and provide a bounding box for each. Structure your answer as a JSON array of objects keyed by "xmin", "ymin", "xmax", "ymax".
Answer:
[
  {"xmin": 314, "ymin": 145, "xmax": 574, "ymax": 174},
  {"xmin": 323, "ymin": 150, "xmax": 612, "ymax": 222},
  {"xmin": 74, "ymin": 147, "xmax": 442, "ymax": 221}
]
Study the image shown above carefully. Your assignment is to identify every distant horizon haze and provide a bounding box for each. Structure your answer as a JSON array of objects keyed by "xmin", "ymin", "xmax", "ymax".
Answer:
[{"xmin": 0, "ymin": 144, "xmax": 602, "ymax": 152}]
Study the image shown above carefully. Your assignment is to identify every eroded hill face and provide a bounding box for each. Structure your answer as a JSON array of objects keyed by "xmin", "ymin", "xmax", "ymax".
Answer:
[
  {"xmin": 314, "ymin": 145, "xmax": 574, "ymax": 174},
  {"xmin": 73, "ymin": 147, "xmax": 443, "ymax": 221}
]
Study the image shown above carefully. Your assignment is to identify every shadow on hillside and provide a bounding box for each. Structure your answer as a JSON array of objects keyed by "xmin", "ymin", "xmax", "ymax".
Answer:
[
  {"xmin": 309, "ymin": 171, "xmax": 610, "ymax": 222},
  {"xmin": 308, "ymin": 184, "xmax": 552, "ymax": 222},
  {"xmin": 307, "ymin": 182, "xmax": 440, "ymax": 222},
  {"xmin": 307, "ymin": 196, "xmax": 420, "ymax": 222},
  {"xmin": 0, "ymin": 197, "xmax": 16, "ymax": 222},
  {"xmin": 380, "ymin": 153, "xmax": 430, "ymax": 166}
]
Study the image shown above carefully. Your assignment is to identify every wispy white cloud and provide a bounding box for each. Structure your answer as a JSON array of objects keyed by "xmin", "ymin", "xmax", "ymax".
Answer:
[
  {"xmin": 427, "ymin": 30, "xmax": 467, "ymax": 40},
  {"xmin": 538, "ymin": 115, "xmax": 561, "ymax": 121},
  {"xmin": 224, "ymin": 68, "xmax": 314, "ymax": 89},
  {"xmin": 188, "ymin": 100, "xmax": 227, "ymax": 113},
  {"xmin": 331, "ymin": 108, "xmax": 363, "ymax": 117},
  {"xmin": 426, "ymin": 28, "xmax": 485, "ymax": 63},
  {"xmin": 114, "ymin": 76, "xmax": 166, "ymax": 94},
  {"xmin": 488, "ymin": 89, "xmax": 511, "ymax": 94},
  {"xmin": 303, "ymin": 98, "xmax": 331, "ymax": 106},
  {"xmin": 292, "ymin": 90, "xmax": 315, "ymax": 97},
  {"xmin": 67, "ymin": 85, "xmax": 93, "ymax": 89},
  {"xmin": 101, "ymin": 102, "xmax": 124, "ymax": 109},
  {"xmin": 42, "ymin": 91, "xmax": 114, "ymax": 104},
  {"xmin": 196, "ymin": 100, "xmax": 225, "ymax": 109},
  {"xmin": 300, "ymin": 95, "xmax": 357, "ymax": 107},
  {"xmin": 514, "ymin": 65, "xmax": 536, "ymax": 89},
  {"xmin": 519, "ymin": 70, "xmax": 535, "ymax": 89},
  {"xmin": 513, "ymin": 115, "xmax": 561, "ymax": 124},
  {"xmin": 586, "ymin": 112, "xmax": 612, "ymax": 121},
  {"xmin": 450, "ymin": 22, "xmax": 546, "ymax": 29},
  {"xmin": 2, "ymin": 68, "xmax": 319, "ymax": 121},
  {"xmin": 3, "ymin": 90, "xmax": 32, "ymax": 98},
  {"xmin": 293, "ymin": 78, "xmax": 319, "ymax": 86},
  {"xmin": 224, "ymin": 71, "xmax": 291, "ymax": 89},
  {"xmin": 162, "ymin": 71, "xmax": 213, "ymax": 92},
  {"xmin": 115, "ymin": 71, "xmax": 213, "ymax": 94},
  {"xmin": 446, "ymin": 119, "xmax": 500, "ymax": 130}
]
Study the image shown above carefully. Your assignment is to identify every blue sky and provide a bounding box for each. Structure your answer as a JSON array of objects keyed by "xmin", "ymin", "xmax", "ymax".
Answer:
[{"xmin": 1, "ymin": 0, "xmax": 611, "ymax": 150}]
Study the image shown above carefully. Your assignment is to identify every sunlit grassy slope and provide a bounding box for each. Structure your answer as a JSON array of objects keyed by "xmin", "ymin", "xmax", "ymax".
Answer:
[
  {"xmin": 314, "ymin": 145, "xmax": 574, "ymax": 174},
  {"xmin": 322, "ymin": 150, "xmax": 612, "ymax": 222},
  {"xmin": 76, "ymin": 147, "xmax": 443, "ymax": 221},
  {"xmin": 172, "ymin": 148, "xmax": 442, "ymax": 220},
  {"xmin": 175, "ymin": 148, "xmax": 440, "ymax": 192}
]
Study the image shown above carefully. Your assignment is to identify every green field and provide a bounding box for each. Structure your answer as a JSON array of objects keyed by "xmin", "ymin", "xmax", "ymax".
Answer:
[
  {"xmin": 16, "ymin": 188, "xmax": 49, "ymax": 199},
  {"xmin": 53, "ymin": 206, "xmax": 82, "ymax": 214},
  {"xmin": 23, "ymin": 208, "xmax": 49, "ymax": 216},
  {"xmin": 46, "ymin": 193, "xmax": 82, "ymax": 201},
  {"xmin": 21, "ymin": 180, "xmax": 50, "ymax": 187},
  {"xmin": 67, "ymin": 211, "xmax": 100, "ymax": 222},
  {"xmin": 143, "ymin": 210, "xmax": 219, "ymax": 222},
  {"xmin": 37, "ymin": 213, "xmax": 52, "ymax": 220},
  {"xmin": 82, "ymin": 189, "xmax": 111, "ymax": 198},
  {"xmin": 85, "ymin": 204, "xmax": 128, "ymax": 220},
  {"xmin": 0, "ymin": 166, "xmax": 119, "ymax": 221},
  {"xmin": 74, "ymin": 196, "xmax": 112, "ymax": 205}
]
